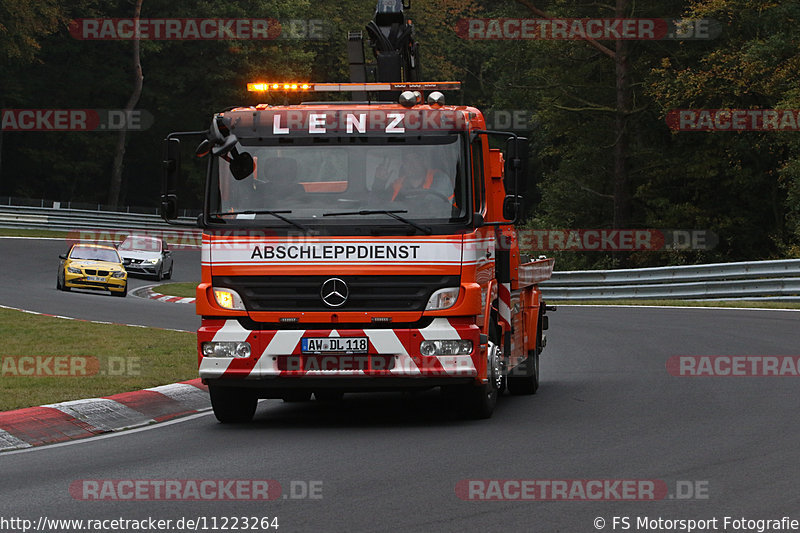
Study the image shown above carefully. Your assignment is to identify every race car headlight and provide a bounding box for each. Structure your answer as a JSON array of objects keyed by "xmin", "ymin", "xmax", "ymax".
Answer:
[
  {"xmin": 420, "ymin": 339, "xmax": 473, "ymax": 356},
  {"xmin": 213, "ymin": 287, "xmax": 246, "ymax": 310},
  {"xmin": 201, "ymin": 341, "xmax": 251, "ymax": 358},
  {"xmin": 143, "ymin": 258, "xmax": 159, "ymax": 264},
  {"xmin": 67, "ymin": 266, "xmax": 81, "ymax": 274},
  {"xmin": 111, "ymin": 271, "xmax": 126, "ymax": 279},
  {"xmin": 425, "ymin": 287, "xmax": 460, "ymax": 310}
]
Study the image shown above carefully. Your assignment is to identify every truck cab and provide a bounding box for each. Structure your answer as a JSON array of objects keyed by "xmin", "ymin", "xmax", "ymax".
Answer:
[{"xmin": 162, "ymin": 84, "xmax": 554, "ymax": 422}]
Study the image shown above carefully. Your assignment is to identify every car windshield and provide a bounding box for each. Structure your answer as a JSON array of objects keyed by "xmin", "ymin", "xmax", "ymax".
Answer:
[
  {"xmin": 119, "ymin": 236, "xmax": 161, "ymax": 252},
  {"xmin": 70, "ymin": 246, "xmax": 121, "ymax": 263},
  {"xmin": 210, "ymin": 135, "xmax": 468, "ymax": 226}
]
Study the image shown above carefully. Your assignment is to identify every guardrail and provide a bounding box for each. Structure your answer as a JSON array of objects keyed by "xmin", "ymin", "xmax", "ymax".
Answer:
[
  {"xmin": 0, "ymin": 205, "xmax": 198, "ymax": 235},
  {"xmin": 539, "ymin": 259, "xmax": 800, "ymax": 301},
  {"xmin": 3, "ymin": 204, "xmax": 798, "ymax": 301}
]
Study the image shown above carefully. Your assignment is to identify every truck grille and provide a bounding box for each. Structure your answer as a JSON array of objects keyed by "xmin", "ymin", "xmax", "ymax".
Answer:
[{"xmin": 212, "ymin": 275, "xmax": 460, "ymax": 312}]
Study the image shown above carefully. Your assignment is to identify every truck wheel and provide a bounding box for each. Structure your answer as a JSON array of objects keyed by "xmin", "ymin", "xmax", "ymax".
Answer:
[
  {"xmin": 282, "ymin": 391, "xmax": 312, "ymax": 402},
  {"xmin": 507, "ymin": 349, "xmax": 539, "ymax": 395},
  {"xmin": 209, "ymin": 386, "xmax": 257, "ymax": 423},
  {"xmin": 461, "ymin": 341, "xmax": 501, "ymax": 419},
  {"xmin": 314, "ymin": 390, "xmax": 344, "ymax": 402}
]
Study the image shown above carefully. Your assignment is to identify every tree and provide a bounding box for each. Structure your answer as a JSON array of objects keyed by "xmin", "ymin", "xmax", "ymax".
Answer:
[{"xmin": 107, "ymin": 0, "xmax": 144, "ymax": 208}]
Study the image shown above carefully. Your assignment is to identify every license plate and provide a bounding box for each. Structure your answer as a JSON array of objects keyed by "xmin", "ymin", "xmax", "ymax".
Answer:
[
  {"xmin": 301, "ymin": 337, "xmax": 368, "ymax": 354},
  {"xmin": 87, "ymin": 276, "xmax": 104, "ymax": 282}
]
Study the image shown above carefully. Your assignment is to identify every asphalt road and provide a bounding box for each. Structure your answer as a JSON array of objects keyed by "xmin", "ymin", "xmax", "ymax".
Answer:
[
  {"xmin": 1, "ymin": 237, "xmax": 799, "ymax": 531},
  {"xmin": 0, "ymin": 237, "xmax": 200, "ymax": 331}
]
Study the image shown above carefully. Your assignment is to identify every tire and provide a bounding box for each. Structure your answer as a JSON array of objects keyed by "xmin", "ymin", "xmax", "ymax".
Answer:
[
  {"xmin": 314, "ymin": 390, "xmax": 344, "ymax": 402},
  {"xmin": 112, "ymin": 283, "xmax": 127, "ymax": 298},
  {"xmin": 155, "ymin": 265, "xmax": 163, "ymax": 281},
  {"xmin": 506, "ymin": 349, "xmax": 539, "ymax": 395},
  {"xmin": 209, "ymin": 386, "xmax": 257, "ymax": 423},
  {"xmin": 57, "ymin": 270, "xmax": 70, "ymax": 292},
  {"xmin": 459, "ymin": 342, "xmax": 501, "ymax": 419},
  {"xmin": 164, "ymin": 263, "xmax": 173, "ymax": 280},
  {"xmin": 282, "ymin": 391, "xmax": 312, "ymax": 402}
]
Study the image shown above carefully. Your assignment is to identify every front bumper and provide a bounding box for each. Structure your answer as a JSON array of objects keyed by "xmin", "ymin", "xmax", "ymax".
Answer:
[
  {"xmin": 198, "ymin": 317, "xmax": 482, "ymax": 383},
  {"xmin": 124, "ymin": 261, "xmax": 160, "ymax": 275},
  {"xmin": 64, "ymin": 272, "xmax": 126, "ymax": 291}
]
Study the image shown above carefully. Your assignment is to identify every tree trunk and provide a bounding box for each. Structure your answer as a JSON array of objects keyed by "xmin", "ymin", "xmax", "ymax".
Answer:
[
  {"xmin": 107, "ymin": 0, "xmax": 144, "ymax": 208},
  {"xmin": 613, "ymin": 0, "xmax": 632, "ymax": 230}
]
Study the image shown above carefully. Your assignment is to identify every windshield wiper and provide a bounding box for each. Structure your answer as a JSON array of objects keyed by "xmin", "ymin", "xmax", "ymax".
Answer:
[
  {"xmin": 323, "ymin": 210, "xmax": 432, "ymax": 234},
  {"xmin": 208, "ymin": 210, "xmax": 309, "ymax": 232}
]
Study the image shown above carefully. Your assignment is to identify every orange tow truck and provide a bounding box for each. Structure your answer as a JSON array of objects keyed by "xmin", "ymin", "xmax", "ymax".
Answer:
[{"xmin": 160, "ymin": 2, "xmax": 553, "ymax": 422}]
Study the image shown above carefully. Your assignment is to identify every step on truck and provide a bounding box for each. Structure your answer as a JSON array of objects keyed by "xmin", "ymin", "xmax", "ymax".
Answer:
[{"xmin": 161, "ymin": 80, "xmax": 554, "ymax": 422}]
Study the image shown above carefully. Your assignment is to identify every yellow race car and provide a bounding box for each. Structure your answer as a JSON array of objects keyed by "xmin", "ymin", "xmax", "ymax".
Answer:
[{"xmin": 57, "ymin": 243, "xmax": 128, "ymax": 297}]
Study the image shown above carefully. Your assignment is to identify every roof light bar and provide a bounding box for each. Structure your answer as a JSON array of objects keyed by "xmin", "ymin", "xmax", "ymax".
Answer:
[{"xmin": 247, "ymin": 81, "xmax": 461, "ymax": 92}]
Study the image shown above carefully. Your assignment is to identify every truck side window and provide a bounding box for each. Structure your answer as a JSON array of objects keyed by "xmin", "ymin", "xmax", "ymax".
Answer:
[{"xmin": 471, "ymin": 137, "xmax": 486, "ymax": 213}]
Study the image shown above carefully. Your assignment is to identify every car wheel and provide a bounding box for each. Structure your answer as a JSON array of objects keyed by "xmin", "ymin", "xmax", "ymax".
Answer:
[
  {"xmin": 57, "ymin": 270, "xmax": 70, "ymax": 292},
  {"xmin": 164, "ymin": 263, "xmax": 173, "ymax": 280},
  {"xmin": 209, "ymin": 386, "xmax": 257, "ymax": 423},
  {"xmin": 155, "ymin": 265, "xmax": 163, "ymax": 281}
]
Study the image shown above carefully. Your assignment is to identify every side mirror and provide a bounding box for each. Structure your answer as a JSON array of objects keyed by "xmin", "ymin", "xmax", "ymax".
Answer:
[
  {"xmin": 502, "ymin": 194, "xmax": 523, "ymax": 222},
  {"xmin": 230, "ymin": 151, "xmax": 255, "ymax": 181},
  {"xmin": 195, "ymin": 139, "xmax": 211, "ymax": 158},
  {"xmin": 161, "ymin": 138, "xmax": 181, "ymax": 220},
  {"xmin": 59, "ymin": 254, "xmax": 66, "ymax": 260},
  {"xmin": 503, "ymin": 136, "xmax": 529, "ymax": 195},
  {"xmin": 212, "ymin": 133, "xmax": 238, "ymax": 157}
]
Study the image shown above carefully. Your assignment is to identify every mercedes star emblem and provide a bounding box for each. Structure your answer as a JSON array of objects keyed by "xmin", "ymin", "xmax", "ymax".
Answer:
[{"xmin": 320, "ymin": 278, "xmax": 348, "ymax": 307}]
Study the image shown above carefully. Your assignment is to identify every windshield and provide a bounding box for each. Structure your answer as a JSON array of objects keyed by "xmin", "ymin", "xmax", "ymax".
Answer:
[
  {"xmin": 119, "ymin": 236, "xmax": 161, "ymax": 252},
  {"xmin": 210, "ymin": 135, "xmax": 468, "ymax": 227},
  {"xmin": 70, "ymin": 246, "xmax": 121, "ymax": 263}
]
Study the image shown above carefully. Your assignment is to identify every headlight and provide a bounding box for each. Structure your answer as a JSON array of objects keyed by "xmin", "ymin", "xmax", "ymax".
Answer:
[
  {"xmin": 425, "ymin": 287, "xmax": 460, "ymax": 310},
  {"xmin": 420, "ymin": 339, "xmax": 473, "ymax": 356},
  {"xmin": 143, "ymin": 258, "xmax": 159, "ymax": 264},
  {"xmin": 201, "ymin": 341, "xmax": 251, "ymax": 358},
  {"xmin": 111, "ymin": 271, "xmax": 126, "ymax": 279},
  {"xmin": 213, "ymin": 287, "xmax": 246, "ymax": 310},
  {"xmin": 67, "ymin": 266, "xmax": 81, "ymax": 274}
]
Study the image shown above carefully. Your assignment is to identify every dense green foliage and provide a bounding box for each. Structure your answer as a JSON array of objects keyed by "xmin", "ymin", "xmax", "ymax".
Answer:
[{"xmin": 1, "ymin": 0, "xmax": 798, "ymax": 267}]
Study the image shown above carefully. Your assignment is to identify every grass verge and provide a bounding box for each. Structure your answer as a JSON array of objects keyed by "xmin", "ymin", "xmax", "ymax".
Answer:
[
  {"xmin": 0, "ymin": 307, "xmax": 197, "ymax": 411},
  {"xmin": 0, "ymin": 228, "xmax": 71, "ymax": 239},
  {"xmin": 153, "ymin": 282, "xmax": 198, "ymax": 298},
  {"xmin": 550, "ymin": 299, "xmax": 800, "ymax": 309}
]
